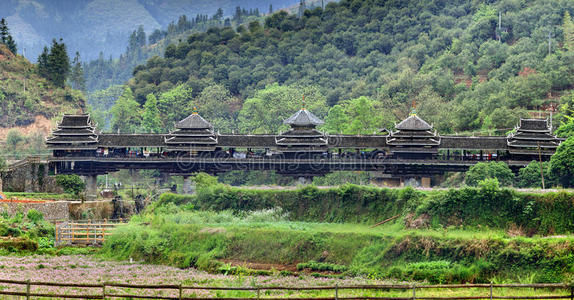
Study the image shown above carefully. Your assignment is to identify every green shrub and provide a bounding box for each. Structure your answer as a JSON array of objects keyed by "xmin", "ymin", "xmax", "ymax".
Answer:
[
  {"xmin": 55, "ymin": 175, "xmax": 85, "ymax": 195},
  {"xmin": 26, "ymin": 209, "xmax": 44, "ymax": 224}
]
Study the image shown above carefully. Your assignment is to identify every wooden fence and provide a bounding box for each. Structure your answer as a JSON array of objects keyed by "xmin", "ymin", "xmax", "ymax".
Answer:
[
  {"xmin": 55, "ymin": 219, "xmax": 126, "ymax": 246},
  {"xmin": 0, "ymin": 279, "xmax": 572, "ymax": 300}
]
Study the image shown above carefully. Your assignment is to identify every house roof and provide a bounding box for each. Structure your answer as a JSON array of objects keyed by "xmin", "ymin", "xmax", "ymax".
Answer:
[
  {"xmin": 395, "ymin": 114, "xmax": 433, "ymax": 131},
  {"xmin": 284, "ymin": 109, "xmax": 324, "ymax": 126},
  {"xmin": 176, "ymin": 112, "xmax": 213, "ymax": 129}
]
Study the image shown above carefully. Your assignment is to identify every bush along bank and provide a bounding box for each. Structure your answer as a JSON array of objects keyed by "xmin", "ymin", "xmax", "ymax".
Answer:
[
  {"xmin": 157, "ymin": 178, "xmax": 574, "ymax": 235},
  {"xmin": 100, "ymin": 179, "xmax": 574, "ymax": 283},
  {"xmin": 101, "ymin": 209, "xmax": 574, "ymax": 283}
]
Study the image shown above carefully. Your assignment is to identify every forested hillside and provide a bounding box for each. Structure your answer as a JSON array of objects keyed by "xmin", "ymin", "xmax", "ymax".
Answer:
[
  {"xmin": 0, "ymin": 0, "xmax": 301, "ymax": 61},
  {"xmin": 121, "ymin": 0, "xmax": 574, "ymax": 136},
  {"xmin": 0, "ymin": 44, "xmax": 84, "ymax": 130}
]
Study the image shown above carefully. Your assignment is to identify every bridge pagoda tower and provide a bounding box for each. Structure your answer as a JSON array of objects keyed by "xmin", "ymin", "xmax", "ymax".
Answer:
[
  {"xmin": 386, "ymin": 110, "xmax": 440, "ymax": 159},
  {"xmin": 164, "ymin": 108, "xmax": 218, "ymax": 154},
  {"xmin": 46, "ymin": 114, "xmax": 99, "ymax": 156},
  {"xmin": 507, "ymin": 118, "xmax": 561, "ymax": 160},
  {"xmin": 275, "ymin": 105, "xmax": 328, "ymax": 156}
]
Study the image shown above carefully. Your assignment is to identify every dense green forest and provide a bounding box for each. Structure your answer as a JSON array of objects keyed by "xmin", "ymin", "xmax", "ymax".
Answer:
[
  {"xmin": 107, "ymin": 0, "xmax": 574, "ymax": 137},
  {"xmin": 0, "ymin": 0, "xmax": 302, "ymax": 61}
]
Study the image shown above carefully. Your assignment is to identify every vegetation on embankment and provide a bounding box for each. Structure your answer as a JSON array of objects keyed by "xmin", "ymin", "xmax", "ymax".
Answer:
[
  {"xmin": 158, "ymin": 177, "xmax": 574, "ymax": 235},
  {"xmin": 101, "ymin": 179, "xmax": 574, "ymax": 284}
]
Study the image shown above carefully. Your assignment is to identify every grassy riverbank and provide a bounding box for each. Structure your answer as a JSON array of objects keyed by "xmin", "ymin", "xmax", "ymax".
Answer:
[{"xmin": 101, "ymin": 181, "xmax": 574, "ymax": 284}]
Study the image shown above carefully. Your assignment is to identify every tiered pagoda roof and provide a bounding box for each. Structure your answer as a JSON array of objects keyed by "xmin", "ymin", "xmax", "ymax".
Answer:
[
  {"xmin": 275, "ymin": 108, "xmax": 328, "ymax": 152},
  {"xmin": 386, "ymin": 112, "xmax": 440, "ymax": 154},
  {"xmin": 164, "ymin": 109, "xmax": 218, "ymax": 151},
  {"xmin": 507, "ymin": 118, "xmax": 561, "ymax": 155},
  {"xmin": 46, "ymin": 114, "xmax": 99, "ymax": 150}
]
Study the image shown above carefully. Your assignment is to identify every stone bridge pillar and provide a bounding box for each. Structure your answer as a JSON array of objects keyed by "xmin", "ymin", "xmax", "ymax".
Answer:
[
  {"xmin": 182, "ymin": 176, "xmax": 194, "ymax": 194},
  {"xmin": 85, "ymin": 175, "xmax": 98, "ymax": 200},
  {"xmin": 297, "ymin": 176, "xmax": 313, "ymax": 185}
]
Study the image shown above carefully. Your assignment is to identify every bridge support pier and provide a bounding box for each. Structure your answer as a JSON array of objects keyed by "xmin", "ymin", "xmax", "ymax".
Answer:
[
  {"xmin": 85, "ymin": 175, "xmax": 98, "ymax": 200},
  {"xmin": 297, "ymin": 176, "xmax": 313, "ymax": 185},
  {"xmin": 182, "ymin": 176, "xmax": 194, "ymax": 194}
]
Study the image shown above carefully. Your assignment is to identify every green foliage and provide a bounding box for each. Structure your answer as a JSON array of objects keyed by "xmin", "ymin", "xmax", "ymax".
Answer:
[
  {"xmin": 111, "ymin": 87, "xmax": 142, "ymax": 133},
  {"xmin": 55, "ymin": 174, "xmax": 86, "ymax": 195},
  {"xmin": 0, "ymin": 18, "xmax": 17, "ymax": 54},
  {"xmin": 37, "ymin": 39, "xmax": 71, "ymax": 88},
  {"xmin": 141, "ymin": 93, "xmax": 162, "ymax": 133},
  {"xmin": 465, "ymin": 162, "xmax": 515, "ymax": 187},
  {"xmin": 297, "ymin": 261, "xmax": 348, "ymax": 273},
  {"xmin": 323, "ymin": 97, "xmax": 394, "ymax": 134},
  {"xmin": 517, "ymin": 161, "xmax": 554, "ymax": 188},
  {"xmin": 550, "ymin": 136, "xmax": 574, "ymax": 187},
  {"xmin": 26, "ymin": 209, "xmax": 44, "ymax": 225},
  {"xmin": 237, "ymin": 83, "xmax": 327, "ymax": 134},
  {"xmin": 126, "ymin": 0, "xmax": 574, "ymax": 134},
  {"xmin": 564, "ymin": 11, "xmax": 574, "ymax": 52},
  {"xmin": 157, "ymin": 83, "xmax": 193, "ymax": 129},
  {"xmin": 101, "ymin": 195, "xmax": 574, "ymax": 283}
]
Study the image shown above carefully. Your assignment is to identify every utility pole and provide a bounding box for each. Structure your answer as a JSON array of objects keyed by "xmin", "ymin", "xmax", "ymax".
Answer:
[{"xmin": 537, "ymin": 142, "xmax": 545, "ymax": 189}]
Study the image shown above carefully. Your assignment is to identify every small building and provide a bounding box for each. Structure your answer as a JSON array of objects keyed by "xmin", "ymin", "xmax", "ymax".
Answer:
[
  {"xmin": 275, "ymin": 107, "xmax": 328, "ymax": 155},
  {"xmin": 507, "ymin": 118, "xmax": 561, "ymax": 159},
  {"xmin": 164, "ymin": 109, "xmax": 218, "ymax": 153},
  {"xmin": 46, "ymin": 114, "xmax": 99, "ymax": 156},
  {"xmin": 386, "ymin": 112, "xmax": 440, "ymax": 159}
]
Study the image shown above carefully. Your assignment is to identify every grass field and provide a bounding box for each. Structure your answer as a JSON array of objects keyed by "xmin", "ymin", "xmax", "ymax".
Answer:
[{"xmin": 101, "ymin": 206, "xmax": 574, "ymax": 284}]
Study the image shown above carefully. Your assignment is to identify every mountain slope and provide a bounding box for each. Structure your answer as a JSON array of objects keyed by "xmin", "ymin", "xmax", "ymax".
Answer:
[
  {"xmin": 0, "ymin": 45, "xmax": 84, "ymax": 134},
  {"xmin": 1, "ymin": 0, "xmax": 302, "ymax": 61},
  {"xmin": 127, "ymin": 0, "xmax": 574, "ymax": 134}
]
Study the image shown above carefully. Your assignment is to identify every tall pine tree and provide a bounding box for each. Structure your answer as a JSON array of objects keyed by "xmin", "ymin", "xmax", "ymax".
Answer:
[
  {"xmin": 70, "ymin": 51, "xmax": 86, "ymax": 91},
  {"xmin": 46, "ymin": 39, "xmax": 70, "ymax": 88},
  {"xmin": 0, "ymin": 18, "xmax": 17, "ymax": 54}
]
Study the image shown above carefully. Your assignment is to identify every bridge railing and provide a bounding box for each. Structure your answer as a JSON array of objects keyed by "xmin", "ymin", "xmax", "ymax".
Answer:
[{"xmin": 0, "ymin": 280, "xmax": 571, "ymax": 300}]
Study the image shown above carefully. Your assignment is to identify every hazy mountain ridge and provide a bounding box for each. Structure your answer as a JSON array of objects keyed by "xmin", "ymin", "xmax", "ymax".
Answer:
[{"xmin": 1, "ymin": 0, "xmax": 300, "ymax": 61}]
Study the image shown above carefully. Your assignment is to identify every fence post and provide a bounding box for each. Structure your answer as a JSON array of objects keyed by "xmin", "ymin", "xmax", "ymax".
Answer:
[
  {"xmin": 490, "ymin": 282, "xmax": 493, "ymax": 300},
  {"xmin": 179, "ymin": 283, "xmax": 183, "ymax": 300},
  {"xmin": 412, "ymin": 285, "xmax": 416, "ymax": 300},
  {"xmin": 335, "ymin": 284, "xmax": 338, "ymax": 300},
  {"xmin": 570, "ymin": 287, "xmax": 573, "ymax": 300},
  {"xmin": 102, "ymin": 282, "xmax": 106, "ymax": 300},
  {"xmin": 257, "ymin": 287, "xmax": 260, "ymax": 300},
  {"xmin": 26, "ymin": 279, "xmax": 30, "ymax": 300}
]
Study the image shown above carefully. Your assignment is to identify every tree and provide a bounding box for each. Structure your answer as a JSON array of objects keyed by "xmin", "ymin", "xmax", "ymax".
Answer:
[
  {"xmin": 69, "ymin": 51, "xmax": 86, "ymax": 91},
  {"xmin": 40, "ymin": 39, "xmax": 70, "ymax": 87},
  {"xmin": 213, "ymin": 8, "xmax": 224, "ymax": 21},
  {"xmin": 196, "ymin": 84, "xmax": 235, "ymax": 132},
  {"xmin": 157, "ymin": 83, "xmax": 194, "ymax": 128},
  {"xmin": 55, "ymin": 175, "xmax": 85, "ymax": 195},
  {"xmin": 37, "ymin": 47, "xmax": 50, "ymax": 78},
  {"xmin": 237, "ymin": 83, "xmax": 327, "ymax": 134},
  {"xmin": 0, "ymin": 18, "xmax": 17, "ymax": 54},
  {"xmin": 465, "ymin": 162, "xmax": 515, "ymax": 187},
  {"xmin": 563, "ymin": 11, "xmax": 574, "ymax": 52},
  {"xmin": 323, "ymin": 96, "xmax": 392, "ymax": 134},
  {"xmin": 517, "ymin": 161, "xmax": 554, "ymax": 188},
  {"xmin": 549, "ymin": 136, "xmax": 574, "ymax": 187},
  {"xmin": 111, "ymin": 88, "xmax": 142, "ymax": 133},
  {"xmin": 6, "ymin": 129, "xmax": 24, "ymax": 153},
  {"xmin": 141, "ymin": 93, "xmax": 162, "ymax": 133}
]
